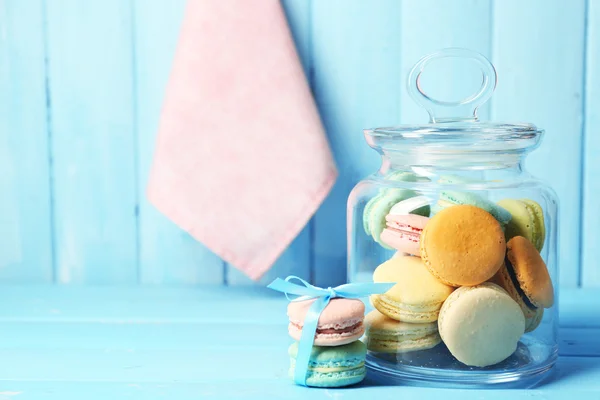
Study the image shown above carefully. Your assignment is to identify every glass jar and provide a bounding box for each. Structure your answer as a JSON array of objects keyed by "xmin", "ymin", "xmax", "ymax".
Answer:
[{"xmin": 347, "ymin": 49, "xmax": 558, "ymax": 388}]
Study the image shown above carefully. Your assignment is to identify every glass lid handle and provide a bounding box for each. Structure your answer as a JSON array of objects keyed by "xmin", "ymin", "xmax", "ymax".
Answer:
[{"xmin": 407, "ymin": 48, "xmax": 497, "ymax": 123}]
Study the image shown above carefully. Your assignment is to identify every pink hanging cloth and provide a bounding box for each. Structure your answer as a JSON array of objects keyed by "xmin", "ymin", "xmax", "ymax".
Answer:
[{"xmin": 147, "ymin": 0, "xmax": 337, "ymax": 280}]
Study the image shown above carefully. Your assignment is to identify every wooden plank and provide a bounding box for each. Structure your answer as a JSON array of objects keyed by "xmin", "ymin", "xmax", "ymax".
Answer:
[
  {"xmin": 225, "ymin": 0, "xmax": 313, "ymax": 286},
  {"xmin": 0, "ymin": 286, "xmax": 593, "ymax": 328},
  {"xmin": 0, "ymin": 334, "xmax": 596, "ymax": 384},
  {"xmin": 133, "ymin": 0, "xmax": 224, "ymax": 285},
  {"xmin": 1, "ymin": 375, "xmax": 600, "ymax": 400},
  {"xmin": 561, "ymin": 327, "xmax": 600, "ymax": 357},
  {"xmin": 399, "ymin": 0, "xmax": 493, "ymax": 123},
  {"xmin": 582, "ymin": 0, "xmax": 600, "ymax": 287},
  {"xmin": 0, "ymin": 1, "xmax": 53, "ymax": 281},
  {"xmin": 311, "ymin": 0, "xmax": 401, "ymax": 287},
  {"xmin": 0, "ymin": 286, "xmax": 596, "ymax": 396},
  {"xmin": 0, "ymin": 322, "xmax": 289, "ymax": 350},
  {"xmin": 45, "ymin": 0, "xmax": 137, "ymax": 283},
  {"xmin": 492, "ymin": 0, "xmax": 587, "ymax": 287},
  {"xmin": 0, "ymin": 320, "xmax": 595, "ymax": 357},
  {"xmin": 0, "ymin": 285, "xmax": 285, "ymax": 323}
]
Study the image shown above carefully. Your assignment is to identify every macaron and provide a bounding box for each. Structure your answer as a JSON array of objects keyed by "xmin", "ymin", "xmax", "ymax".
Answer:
[
  {"xmin": 525, "ymin": 308, "xmax": 544, "ymax": 333},
  {"xmin": 497, "ymin": 199, "xmax": 546, "ymax": 251},
  {"xmin": 438, "ymin": 282, "xmax": 525, "ymax": 367},
  {"xmin": 371, "ymin": 256, "xmax": 454, "ymax": 323},
  {"xmin": 490, "ymin": 236, "xmax": 554, "ymax": 330},
  {"xmin": 288, "ymin": 340, "xmax": 366, "ymax": 387},
  {"xmin": 437, "ymin": 174, "xmax": 480, "ymax": 184},
  {"xmin": 380, "ymin": 214, "xmax": 429, "ymax": 255},
  {"xmin": 363, "ymin": 190, "xmax": 430, "ymax": 248},
  {"xmin": 433, "ymin": 191, "xmax": 512, "ymax": 226},
  {"xmin": 420, "ymin": 205, "xmax": 506, "ymax": 287},
  {"xmin": 364, "ymin": 310, "xmax": 441, "ymax": 353},
  {"xmin": 384, "ymin": 170, "xmax": 430, "ymax": 183},
  {"xmin": 287, "ymin": 298, "xmax": 365, "ymax": 346}
]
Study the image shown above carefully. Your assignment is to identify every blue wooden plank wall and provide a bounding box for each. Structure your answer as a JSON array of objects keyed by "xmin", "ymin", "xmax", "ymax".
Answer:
[{"xmin": 0, "ymin": 0, "xmax": 597, "ymax": 287}]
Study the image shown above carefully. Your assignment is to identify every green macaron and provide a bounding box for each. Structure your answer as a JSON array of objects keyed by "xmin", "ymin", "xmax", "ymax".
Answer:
[
  {"xmin": 385, "ymin": 170, "xmax": 430, "ymax": 184},
  {"xmin": 288, "ymin": 341, "xmax": 366, "ymax": 387},
  {"xmin": 433, "ymin": 191, "xmax": 512, "ymax": 226},
  {"xmin": 497, "ymin": 199, "xmax": 546, "ymax": 251},
  {"xmin": 437, "ymin": 174, "xmax": 480, "ymax": 184}
]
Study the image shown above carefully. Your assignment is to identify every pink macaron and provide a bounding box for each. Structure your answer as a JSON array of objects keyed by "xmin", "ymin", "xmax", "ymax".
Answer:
[
  {"xmin": 287, "ymin": 298, "xmax": 365, "ymax": 346},
  {"xmin": 380, "ymin": 214, "xmax": 429, "ymax": 255}
]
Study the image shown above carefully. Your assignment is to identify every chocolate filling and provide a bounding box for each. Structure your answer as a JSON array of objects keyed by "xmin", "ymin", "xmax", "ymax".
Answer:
[
  {"xmin": 317, "ymin": 322, "xmax": 362, "ymax": 334},
  {"xmin": 292, "ymin": 321, "xmax": 363, "ymax": 334},
  {"xmin": 505, "ymin": 256, "xmax": 538, "ymax": 310}
]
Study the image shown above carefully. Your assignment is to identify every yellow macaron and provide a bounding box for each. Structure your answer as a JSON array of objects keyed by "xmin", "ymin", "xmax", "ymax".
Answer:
[
  {"xmin": 420, "ymin": 205, "xmax": 506, "ymax": 287},
  {"xmin": 371, "ymin": 256, "xmax": 454, "ymax": 323},
  {"xmin": 364, "ymin": 310, "xmax": 441, "ymax": 353}
]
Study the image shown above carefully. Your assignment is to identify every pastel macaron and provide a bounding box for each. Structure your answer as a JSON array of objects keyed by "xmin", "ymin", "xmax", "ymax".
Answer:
[
  {"xmin": 497, "ymin": 199, "xmax": 546, "ymax": 251},
  {"xmin": 490, "ymin": 236, "xmax": 553, "ymax": 332},
  {"xmin": 384, "ymin": 170, "xmax": 431, "ymax": 184},
  {"xmin": 380, "ymin": 214, "xmax": 429, "ymax": 255},
  {"xmin": 363, "ymin": 190, "xmax": 430, "ymax": 248},
  {"xmin": 420, "ymin": 205, "xmax": 506, "ymax": 287},
  {"xmin": 288, "ymin": 340, "xmax": 366, "ymax": 387},
  {"xmin": 434, "ymin": 191, "xmax": 512, "ymax": 226},
  {"xmin": 371, "ymin": 256, "xmax": 454, "ymax": 323},
  {"xmin": 287, "ymin": 298, "xmax": 365, "ymax": 346},
  {"xmin": 364, "ymin": 310, "xmax": 441, "ymax": 353},
  {"xmin": 438, "ymin": 282, "xmax": 525, "ymax": 367}
]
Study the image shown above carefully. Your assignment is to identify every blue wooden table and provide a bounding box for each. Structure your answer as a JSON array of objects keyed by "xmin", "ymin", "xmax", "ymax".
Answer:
[{"xmin": 0, "ymin": 286, "xmax": 598, "ymax": 399}]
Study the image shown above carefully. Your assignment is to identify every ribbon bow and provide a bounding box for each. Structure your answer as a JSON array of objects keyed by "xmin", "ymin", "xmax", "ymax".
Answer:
[{"xmin": 268, "ymin": 276, "xmax": 394, "ymax": 386}]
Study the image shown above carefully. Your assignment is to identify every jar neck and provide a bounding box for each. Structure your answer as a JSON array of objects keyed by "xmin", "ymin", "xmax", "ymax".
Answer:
[{"xmin": 378, "ymin": 150, "xmax": 527, "ymax": 178}]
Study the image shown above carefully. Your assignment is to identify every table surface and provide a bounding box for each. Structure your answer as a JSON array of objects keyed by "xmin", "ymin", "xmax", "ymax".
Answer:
[{"xmin": 0, "ymin": 285, "xmax": 599, "ymax": 399}]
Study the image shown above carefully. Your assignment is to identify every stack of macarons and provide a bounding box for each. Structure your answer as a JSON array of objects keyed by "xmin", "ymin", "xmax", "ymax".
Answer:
[
  {"xmin": 286, "ymin": 298, "xmax": 368, "ymax": 387},
  {"xmin": 362, "ymin": 179, "xmax": 554, "ymax": 368}
]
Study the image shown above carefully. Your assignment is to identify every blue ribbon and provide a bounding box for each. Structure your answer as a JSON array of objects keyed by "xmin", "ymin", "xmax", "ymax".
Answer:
[{"xmin": 267, "ymin": 276, "xmax": 394, "ymax": 386}]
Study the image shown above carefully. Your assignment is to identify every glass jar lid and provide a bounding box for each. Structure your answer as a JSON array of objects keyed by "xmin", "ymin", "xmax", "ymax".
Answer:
[{"xmin": 364, "ymin": 48, "xmax": 543, "ymax": 153}]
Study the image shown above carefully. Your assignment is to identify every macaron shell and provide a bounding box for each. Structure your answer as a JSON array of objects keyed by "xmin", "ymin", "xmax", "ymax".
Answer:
[
  {"xmin": 388, "ymin": 196, "xmax": 432, "ymax": 216},
  {"xmin": 371, "ymin": 294, "xmax": 440, "ymax": 323},
  {"xmin": 288, "ymin": 341, "xmax": 366, "ymax": 387},
  {"xmin": 497, "ymin": 199, "xmax": 535, "ymax": 242},
  {"xmin": 497, "ymin": 199, "xmax": 545, "ymax": 252},
  {"xmin": 420, "ymin": 205, "xmax": 506, "ymax": 287},
  {"xmin": 522, "ymin": 199, "xmax": 546, "ymax": 251},
  {"xmin": 371, "ymin": 256, "xmax": 454, "ymax": 322},
  {"xmin": 364, "ymin": 310, "xmax": 441, "ymax": 353},
  {"xmin": 385, "ymin": 171, "xmax": 430, "ymax": 183},
  {"xmin": 439, "ymin": 191, "xmax": 512, "ymax": 226},
  {"xmin": 506, "ymin": 236, "xmax": 554, "ymax": 308},
  {"xmin": 380, "ymin": 214, "xmax": 429, "ymax": 255},
  {"xmin": 437, "ymin": 175, "xmax": 479, "ymax": 184},
  {"xmin": 367, "ymin": 190, "xmax": 420, "ymax": 249},
  {"xmin": 362, "ymin": 193, "xmax": 383, "ymax": 236},
  {"xmin": 287, "ymin": 298, "xmax": 365, "ymax": 329},
  {"xmin": 372, "ymin": 256, "xmax": 454, "ymax": 318},
  {"xmin": 489, "ymin": 264, "xmax": 537, "ymax": 318},
  {"xmin": 525, "ymin": 308, "xmax": 544, "ymax": 333},
  {"xmin": 438, "ymin": 282, "xmax": 525, "ymax": 367},
  {"xmin": 380, "ymin": 229, "xmax": 420, "ymax": 255}
]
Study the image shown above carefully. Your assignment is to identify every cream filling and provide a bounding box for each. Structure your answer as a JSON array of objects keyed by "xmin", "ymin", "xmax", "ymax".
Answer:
[
  {"xmin": 308, "ymin": 362, "xmax": 365, "ymax": 373},
  {"xmin": 377, "ymin": 294, "xmax": 441, "ymax": 313},
  {"xmin": 368, "ymin": 331, "xmax": 440, "ymax": 343}
]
